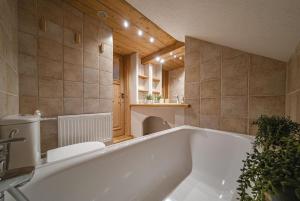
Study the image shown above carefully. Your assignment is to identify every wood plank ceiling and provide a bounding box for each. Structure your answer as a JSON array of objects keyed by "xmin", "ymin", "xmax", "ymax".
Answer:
[{"xmin": 65, "ymin": 0, "xmax": 176, "ymax": 56}]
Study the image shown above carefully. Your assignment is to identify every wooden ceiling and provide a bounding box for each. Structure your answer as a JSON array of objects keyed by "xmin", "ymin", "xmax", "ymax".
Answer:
[{"xmin": 65, "ymin": 0, "xmax": 182, "ymax": 59}]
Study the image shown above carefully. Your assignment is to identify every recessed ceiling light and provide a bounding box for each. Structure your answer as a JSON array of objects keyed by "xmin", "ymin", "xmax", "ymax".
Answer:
[
  {"xmin": 149, "ymin": 37, "xmax": 155, "ymax": 43},
  {"xmin": 155, "ymin": 56, "xmax": 160, "ymax": 62},
  {"xmin": 173, "ymin": 55, "xmax": 177, "ymax": 58},
  {"xmin": 123, "ymin": 20, "xmax": 129, "ymax": 28},
  {"xmin": 169, "ymin": 52, "xmax": 173, "ymax": 56},
  {"xmin": 179, "ymin": 56, "xmax": 182, "ymax": 60},
  {"xmin": 137, "ymin": 29, "xmax": 143, "ymax": 36},
  {"xmin": 160, "ymin": 59, "xmax": 165, "ymax": 64}
]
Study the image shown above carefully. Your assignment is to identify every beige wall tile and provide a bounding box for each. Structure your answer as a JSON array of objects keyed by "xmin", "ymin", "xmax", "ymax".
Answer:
[
  {"xmin": 39, "ymin": 79, "xmax": 63, "ymax": 98},
  {"xmin": 185, "ymin": 36, "xmax": 201, "ymax": 54},
  {"xmin": 18, "ymin": 8, "xmax": 37, "ymax": 35},
  {"xmin": 184, "ymin": 99, "xmax": 200, "ymax": 126},
  {"xmin": 200, "ymin": 79, "xmax": 220, "ymax": 98},
  {"xmin": 185, "ymin": 51, "xmax": 200, "ymax": 69},
  {"xmin": 99, "ymin": 98, "xmax": 112, "ymax": 113},
  {"xmin": 0, "ymin": 92, "xmax": 8, "ymax": 117},
  {"xmin": 18, "ymin": 0, "xmax": 37, "ymax": 14},
  {"xmin": 99, "ymin": 70, "xmax": 113, "ymax": 86},
  {"xmin": 38, "ymin": 20, "xmax": 63, "ymax": 44},
  {"xmin": 200, "ymin": 42, "xmax": 221, "ymax": 63},
  {"xmin": 84, "ymin": 98, "xmax": 100, "ymax": 113},
  {"xmin": 19, "ymin": 75, "xmax": 38, "ymax": 96},
  {"xmin": 63, "ymin": 62, "xmax": 83, "ymax": 82},
  {"xmin": 64, "ymin": 46, "xmax": 82, "ymax": 65},
  {"xmin": 249, "ymin": 96, "xmax": 285, "ymax": 120},
  {"xmin": 84, "ymin": 51, "xmax": 98, "ymax": 69},
  {"xmin": 222, "ymin": 77, "xmax": 248, "ymax": 96},
  {"xmin": 84, "ymin": 20, "xmax": 98, "ymax": 42},
  {"xmin": 84, "ymin": 83, "xmax": 99, "ymax": 98},
  {"xmin": 99, "ymin": 55, "xmax": 113, "ymax": 72},
  {"xmin": 39, "ymin": 97, "xmax": 63, "ymax": 117},
  {"xmin": 38, "ymin": 0, "xmax": 63, "ymax": 26},
  {"xmin": 199, "ymin": 114, "xmax": 219, "ymax": 129},
  {"xmin": 100, "ymin": 85, "xmax": 113, "ymax": 99},
  {"xmin": 38, "ymin": 57, "xmax": 63, "ymax": 80},
  {"xmin": 19, "ymin": 95, "xmax": 38, "ymax": 114},
  {"xmin": 64, "ymin": 81, "xmax": 83, "ymax": 98},
  {"xmin": 7, "ymin": 94, "xmax": 19, "ymax": 115},
  {"xmin": 222, "ymin": 47, "xmax": 244, "ymax": 59},
  {"xmin": 221, "ymin": 96, "xmax": 248, "ymax": 118},
  {"xmin": 100, "ymin": 27, "xmax": 113, "ymax": 46},
  {"xmin": 63, "ymin": 28, "xmax": 82, "ymax": 49},
  {"xmin": 220, "ymin": 118, "xmax": 247, "ymax": 133},
  {"xmin": 200, "ymin": 58, "xmax": 221, "ymax": 81},
  {"xmin": 83, "ymin": 36, "xmax": 98, "ymax": 54},
  {"xmin": 63, "ymin": 8, "xmax": 83, "ymax": 33},
  {"xmin": 286, "ymin": 54, "xmax": 300, "ymax": 93},
  {"xmin": 6, "ymin": 65, "xmax": 18, "ymax": 94},
  {"xmin": 100, "ymin": 44, "xmax": 113, "ymax": 60},
  {"xmin": 18, "ymin": 54, "xmax": 37, "ymax": 76},
  {"xmin": 63, "ymin": 98, "xmax": 83, "ymax": 115},
  {"xmin": 19, "ymin": 32, "xmax": 37, "ymax": 56},
  {"xmin": 40, "ymin": 120, "xmax": 58, "ymax": 153},
  {"xmin": 185, "ymin": 66, "xmax": 200, "ymax": 82},
  {"xmin": 184, "ymin": 82, "xmax": 199, "ymax": 100},
  {"xmin": 222, "ymin": 54, "xmax": 249, "ymax": 78},
  {"xmin": 84, "ymin": 68, "xmax": 99, "ymax": 84},
  {"xmin": 250, "ymin": 55, "xmax": 286, "ymax": 96},
  {"xmin": 200, "ymin": 98, "xmax": 220, "ymax": 115},
  {"xmin": 38, "ymin": 38, "xmax": 62, "ymax": 61}
]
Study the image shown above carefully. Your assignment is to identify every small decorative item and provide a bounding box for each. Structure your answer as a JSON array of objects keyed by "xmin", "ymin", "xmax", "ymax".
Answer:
[
  {"xmin": 39, "ymin": 16, "xmax": 46, "ymax": 32},
  {"xmin": 237, "ymin": 115, "xmax": 300, "ymax": 201},
  {"xmin": 145, "ymin": 94, "xmax": 153, "ymax": 104}
]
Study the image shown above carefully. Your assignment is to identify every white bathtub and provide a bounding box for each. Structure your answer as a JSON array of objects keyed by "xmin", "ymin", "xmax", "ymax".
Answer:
[{"xmin": 12, "ymin": 126, "xmax": 253, "ymax": 201}]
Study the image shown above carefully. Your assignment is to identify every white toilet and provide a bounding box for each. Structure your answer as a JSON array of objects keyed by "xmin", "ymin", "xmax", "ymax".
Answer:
[{"xmin": 0, "ymin": 114, "xmax": 41, "ymax": 169}]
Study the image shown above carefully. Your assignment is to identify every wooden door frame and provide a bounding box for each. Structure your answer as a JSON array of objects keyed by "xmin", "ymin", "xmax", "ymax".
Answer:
[{"xmin": 113, "ymin": 80, "xmax": 122, "ymax": 132}]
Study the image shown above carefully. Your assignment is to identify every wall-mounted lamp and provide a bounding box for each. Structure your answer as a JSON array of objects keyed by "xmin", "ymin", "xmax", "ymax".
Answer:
[
  {"xmin": 99, "ymin": 43, "xmax": 104, "ymax": 54},
  {"xmin": 74, "ymin": 32, "xmax": 81, "ymax": 44},
  {"xmin": 39, "ymin": 16, "xmax": 46, "ymax": 32}
]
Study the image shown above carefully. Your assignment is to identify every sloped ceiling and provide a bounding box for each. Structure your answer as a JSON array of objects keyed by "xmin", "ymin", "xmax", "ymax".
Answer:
[{"xmin": 126, "ymin": 0, "xmax": 300, "ymax": 61}]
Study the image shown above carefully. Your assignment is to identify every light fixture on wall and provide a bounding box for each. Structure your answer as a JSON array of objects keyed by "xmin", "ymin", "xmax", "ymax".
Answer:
[
  {"xmin": 149, "ymin": 37, "xmax": 155, "ymax": 43},
  {"xmin": 123, "ymin": 20, "xmax": 129, "ymax": 28},
  {"xmin": 137, "ymin": 29, "xmax": 143, "ymax": 36},
  {"xmin": 155, "ymin": 56, "xmax": 160, "ymax": 62}
]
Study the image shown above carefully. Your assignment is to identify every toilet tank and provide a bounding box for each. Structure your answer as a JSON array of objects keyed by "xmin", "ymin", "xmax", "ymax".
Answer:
[{"xmin": 0, "ymin": 115, "xmax": 41, "ymax": 169}]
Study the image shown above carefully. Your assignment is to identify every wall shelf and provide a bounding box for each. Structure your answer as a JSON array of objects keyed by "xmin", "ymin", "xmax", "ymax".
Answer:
[
  {"xmin": 152, "ymin": 78, "xmax": 160, "ymax": 82},
  {"xmin": 138, "ymin": 75, "xmax": 148, "ymax": 79},
  {"xmin": 138, "ymin": 89, "xmax": 149, "ymax": 93},
  {"xmin": 152, "ymin": 91, "xmax": 160, "ymax": 94}
]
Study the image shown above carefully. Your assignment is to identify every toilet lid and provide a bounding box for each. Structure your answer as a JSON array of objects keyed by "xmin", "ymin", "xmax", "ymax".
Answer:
[{"xmin": 46, "ymin": 141, "xmax": 106, "ymax": 163}]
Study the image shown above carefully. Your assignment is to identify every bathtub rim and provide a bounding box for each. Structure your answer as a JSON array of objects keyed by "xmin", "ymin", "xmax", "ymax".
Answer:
[{"xmin": 31, "ymin": 126, "xmax": 254, "ymax": 183}]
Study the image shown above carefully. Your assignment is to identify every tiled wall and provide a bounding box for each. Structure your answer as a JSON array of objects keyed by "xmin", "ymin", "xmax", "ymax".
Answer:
[
  {"xmin": 286, "ymin": 42, "xmax": 300, "ymax": 122},
  {"xmin": 168, "ymin": 68, "xmax": 185, "ymax": 102},
  {"xmin": 18, "ymin": 0, "xmax": 113, "ymax": 152},
  {"xmin": 0, "ymin": 0, "xmax": 19, "ymax": 118},
  {"xmin": 184, "ymin": 37, "xmax": 286, "ymax": 135}
]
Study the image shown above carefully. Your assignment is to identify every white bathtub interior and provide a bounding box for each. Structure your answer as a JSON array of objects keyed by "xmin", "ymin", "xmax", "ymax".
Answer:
[{"xmin": 8, "ymin": 126, "xmax": 252, "ymax": 201}]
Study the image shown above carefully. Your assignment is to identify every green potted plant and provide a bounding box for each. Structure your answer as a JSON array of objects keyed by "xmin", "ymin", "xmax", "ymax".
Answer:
[
  {"xmin": 145, "ymin": 94, "xmax": 153, "ymax": 104},
  {"xmin": 154, "ymin": 95, "xmax": 161, "ymax": 103},
  {"xmin": 237, "ymin": 115, "xmax": 300, "ymax": 201}
]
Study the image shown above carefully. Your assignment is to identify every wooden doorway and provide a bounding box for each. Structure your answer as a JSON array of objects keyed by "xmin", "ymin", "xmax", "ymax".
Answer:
[{"xmin": 113, "ymin": 54, "xmax": 125, "ymax": 137}]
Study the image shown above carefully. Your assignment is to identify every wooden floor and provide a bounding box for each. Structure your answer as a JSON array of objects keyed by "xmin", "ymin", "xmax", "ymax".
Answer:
[{"xmin": 112, "ymin": 135, "xmax": 134, "ymax": 144}]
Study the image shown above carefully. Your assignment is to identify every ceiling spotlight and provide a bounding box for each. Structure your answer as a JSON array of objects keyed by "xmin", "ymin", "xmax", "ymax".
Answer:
[
  {"xmin": 137, "ymin": 29, "xmax": 143, "ymax": 36},
  {"xmin": 169, "ymin": 52, "xmax": 173, "ymax": 56},
  {"xmin": 160, "ymin": 59, "xmax": 165, "ymax": 64},
  {"xmin": 149, "ymin": 37, "xmax": 155, "ymax": 43},
  {"xmin": 179, "ymin": 56, "xmax": 182, "ymax": 60},
  {"xmin": 155, "ymin": 56, "xmax": 160, "ymax": 62},
  {"xmin": 173, "ymin": 55, "xmax": 177, "ymax": 58},
  {"xmin": 123, "ymin": 20, "xmax": 129, "ymax": 28}
]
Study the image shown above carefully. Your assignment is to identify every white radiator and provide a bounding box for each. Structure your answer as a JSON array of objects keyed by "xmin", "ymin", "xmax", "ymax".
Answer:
[{"xmin": 58, "ymin": 113, "xmax": 112, "ymax": 147}]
